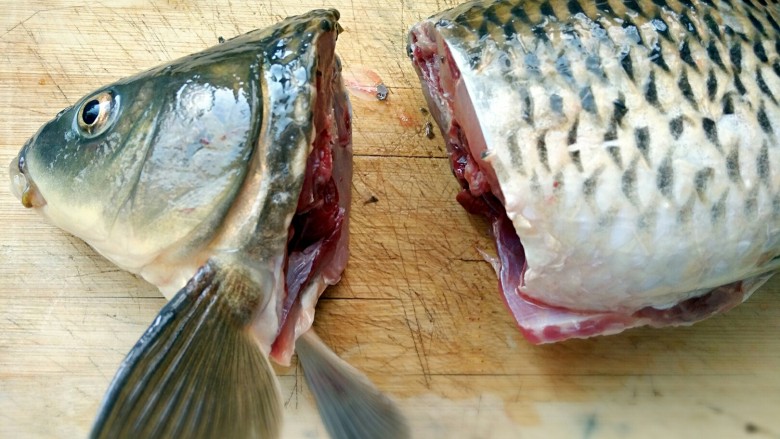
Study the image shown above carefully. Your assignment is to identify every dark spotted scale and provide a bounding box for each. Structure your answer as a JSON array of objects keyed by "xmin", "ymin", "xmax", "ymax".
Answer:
[
  {"xmin": 754, "ymin": 41, "xmax": 769, "ymax": 62},
  {"xmin": 729, "ymin": 41, "xmax": 743, "ymax": 74},
  {"xmin": 695, "ymin": 168, "xmax": 715, "ymax": 201},
  {"xmin": 567, "ymin": 0, "xmax": 585, "ymax": 15},
  {"xmin": 622, "ymin": 161, "xmax": 639, "ymax": 203},
  {"xmin": 635, "ymin": 127, "xmax": 651, "ymax": 166},
  {"xmin": 703, "ymin": 118, "xmax": 722, "ymax": 151},
  {"xmin": 649, "ymin": 43, "xmax": 671, "ymax": 72},
  {"xmin": 680, "ymin": 40, "xmax": 698, "ymax": 71},
  {"xmin": 537, "ymin": 135, "xmax": 550, "ymax": 172},
  {"xmin": 707, "ymin": 42, "xmax": 727, "ymax": 71},
  {"xmin": 711, "ymin": 192, "xmax": 729, "ymax": 223},
  {"xmin": 583, "ymin": 169, "xmax": 601, "ymax": 198},
  {"xmin": 758, "ymin": 142, "xmax": 771, "ymax": 185},
  {"xmin": 680, "ymin": 13, "xmax": 701, "ymax": 39},
  {"xmin": 678, "ymin": 70, "xmax": 699, "ymax": 108},
  {"xmin": 607, "ymin": 147, "xmax": 623, "ymax": 168},
  {"xmin": 704, "ymin": 14, "xmax": 723, "ymax": 40},
  {"xmin": 756, "ymin": 70, "xmax": 778, "ymax": 103},
  {"xmin": 734, "ymin": 72, "xmax": 748, "ymax": 95},
  {"xmin": 621, "ymin": 53, "xmax": 635, "ymax": 81},
  {"xmin": 758, "ymin": 104, "xmax": 773, "ymax": 133},
  {"xmin": 726, "ymin": 148, "xmax": 743, "ymax": 184},
  {"xmin": 521, "ymin": 88, "xmax": 534, "ymax": 125},
  {"xmin": 645, "ymin": 71, "xmax": 661, "ymax": 109},
  {"xmin": 409, "ymin": 0, "xmax": 780, "ymax": 320},
  {"xmin": 707, "ymin": 70, "xmax": 719, "ymax": 101},
  {"xmin": 723, "ymin": 93, "xmax": 735, "ymax": 114},
  {"xmin": 579, "ymin": 86, "xmax": 598, "ymax": 114},
  {"xmin": 657, "ymin": 157, "xmax": 675, "ymax": 198},
  {"xmin": 613, "ymin": 96, "xmax": 628, "ymax": 126},
  {"xmin": 670, "ymin": 116, "xmax": 685, "ymax": 139}
]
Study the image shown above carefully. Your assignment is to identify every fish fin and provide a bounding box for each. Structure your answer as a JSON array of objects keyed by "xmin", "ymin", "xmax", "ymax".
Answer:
[
  {"xmin": 90, "ymin": 262, "xmax": 282, "ymax": 439},
  {"xmin": 296, "ymin": 330, "xmax": 410, "ymax": 439}
]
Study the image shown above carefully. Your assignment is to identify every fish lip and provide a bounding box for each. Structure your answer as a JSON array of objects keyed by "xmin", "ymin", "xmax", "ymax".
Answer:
[{"xmin": 9, "ymin": 146, "xmax": 46, "ymax": 209}]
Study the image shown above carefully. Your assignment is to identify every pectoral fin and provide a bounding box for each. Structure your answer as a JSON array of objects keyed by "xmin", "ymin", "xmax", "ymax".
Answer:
[
  {"xmin": 90, "ymin": 262, "xmax": 282, "ymax": 439},
  {"xmin": 296, "ymin": 331, "xmax": 410, "ymax": 439}
]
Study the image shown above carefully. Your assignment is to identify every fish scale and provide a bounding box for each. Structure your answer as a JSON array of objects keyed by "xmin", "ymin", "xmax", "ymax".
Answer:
[{"xmin": 410, "ymin": 0, "xmax": 780, "ymax": 315}]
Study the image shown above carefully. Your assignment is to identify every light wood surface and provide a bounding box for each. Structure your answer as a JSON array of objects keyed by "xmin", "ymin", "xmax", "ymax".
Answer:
[{"xmin": 1, "ymin": 1, "xmax": 779, "ymax": 438}]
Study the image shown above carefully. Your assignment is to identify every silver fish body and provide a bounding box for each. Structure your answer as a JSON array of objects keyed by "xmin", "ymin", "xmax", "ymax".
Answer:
[{"xmin": 410, "ymin": 0, "xmax": 780, "ymax": 342}]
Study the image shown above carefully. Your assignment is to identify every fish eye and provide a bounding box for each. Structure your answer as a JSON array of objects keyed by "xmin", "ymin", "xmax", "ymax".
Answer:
[{"xmin": 77, "ymin": 91, "xmax": 115, "ymax": 136}]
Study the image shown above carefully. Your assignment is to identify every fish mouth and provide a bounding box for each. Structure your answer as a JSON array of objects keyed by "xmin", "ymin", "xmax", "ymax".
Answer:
[{"xmin": 9, "ymin": 148, "xmax": 46, "ymax": 209}]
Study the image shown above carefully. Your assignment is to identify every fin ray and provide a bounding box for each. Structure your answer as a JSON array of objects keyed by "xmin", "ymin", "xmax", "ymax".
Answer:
[
  {"xmin": 296, "ymin": 330, "xmax": 410, "ymax": 439},
  {"xmin": 90, "ymin": 262, "xmax": 282, "ymax": 439}
]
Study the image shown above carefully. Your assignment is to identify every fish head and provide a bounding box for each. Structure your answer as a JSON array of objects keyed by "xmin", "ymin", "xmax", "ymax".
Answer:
[
  {"xmin": 10, "ymin": 81, "xmax": 150, "ymax": 237},
  {"xmin": 9, "ymin": 40, "xmax": 264, "ymax": 272}
]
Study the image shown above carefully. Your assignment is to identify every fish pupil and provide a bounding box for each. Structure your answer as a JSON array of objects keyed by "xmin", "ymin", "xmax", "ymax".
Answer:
[{"xmin": 82, "ymin": 99, "xmax": 101, "ymax": 126}]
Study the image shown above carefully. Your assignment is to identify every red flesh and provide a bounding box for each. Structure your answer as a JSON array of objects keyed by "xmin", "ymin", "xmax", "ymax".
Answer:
[{"xmin": 270, "ymin": 44, "xmax": 352, "ymax": 362}]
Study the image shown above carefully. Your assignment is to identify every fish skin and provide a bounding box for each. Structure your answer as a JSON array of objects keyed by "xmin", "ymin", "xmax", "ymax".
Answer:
[
  {"xmin": 11, "ymin": 9, "xmax": 408, "ymax": 438},
  {"xmin": 12, "ymin": 13, "xmax": 324, "ymax": 298},
  {"xmin": 410, "ymin": 0, "xmax": 780, "ymax": 323},
  {"xmin": 12, "ymin": 11, "xmax": 336, "ymax": 355}
]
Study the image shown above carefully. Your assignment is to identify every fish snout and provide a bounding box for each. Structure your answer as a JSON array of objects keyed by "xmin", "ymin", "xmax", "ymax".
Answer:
[{"xmin": 9, "ymin": 148, "xmax": 45, "ymax": 209}]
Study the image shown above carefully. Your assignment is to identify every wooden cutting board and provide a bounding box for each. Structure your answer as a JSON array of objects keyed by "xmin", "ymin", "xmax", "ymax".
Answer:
[{"xmin": 1, "ymin": 1, "xmax": 779, "ymax": 438}]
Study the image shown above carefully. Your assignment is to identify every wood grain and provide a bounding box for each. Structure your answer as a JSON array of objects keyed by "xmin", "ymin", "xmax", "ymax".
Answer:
[{"xmin": 1, "ymin": 1, "xmax": 779, "ymax": 438}]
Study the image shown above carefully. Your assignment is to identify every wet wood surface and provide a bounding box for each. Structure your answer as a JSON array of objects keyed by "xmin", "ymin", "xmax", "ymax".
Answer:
[{"xmin": 1, "ymin": 1, "xmax": 779, "ymax": 438}]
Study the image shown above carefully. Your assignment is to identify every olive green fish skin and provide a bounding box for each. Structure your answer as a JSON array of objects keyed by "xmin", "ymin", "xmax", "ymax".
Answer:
[
  {"xmin": 15, "ymin": 10, "xmax": 341, "ymax": 294},
  {"xmin": 430, "ymin": 0, "xmax": 780, "ymax": 45},
  {"xmin": 411, "ymin": 0, "xmax": 780, "ymax": 312},
  {"xmin": 19, "ymin": 49, "xmax": 258, "ymax": 268}
]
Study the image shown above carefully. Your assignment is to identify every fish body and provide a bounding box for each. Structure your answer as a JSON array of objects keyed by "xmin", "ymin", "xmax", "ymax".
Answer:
[
  {"xmin": 409, "ymin": 0, "xmax": 780, "ymax": 342},
  {"xmin": 11, "ymin": 10, "xmax": 407, "ymax": 438}
]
